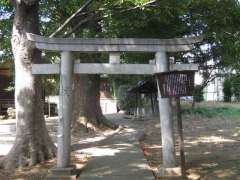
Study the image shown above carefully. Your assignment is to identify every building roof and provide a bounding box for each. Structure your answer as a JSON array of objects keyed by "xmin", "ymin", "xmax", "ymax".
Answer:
[{"xmin": 128, "ymin": 80, "xmax": 157, "ymax": 94}]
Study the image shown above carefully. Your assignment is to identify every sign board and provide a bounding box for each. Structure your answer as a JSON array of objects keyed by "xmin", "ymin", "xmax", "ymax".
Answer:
[{"xmin": 155, "ymin": 70, "xmax": 195, "ymax": 98}]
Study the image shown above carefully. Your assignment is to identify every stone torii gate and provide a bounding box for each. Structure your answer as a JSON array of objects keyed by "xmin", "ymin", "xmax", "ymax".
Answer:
[{"xmin": 27, "ymin": 33, "xmax": 202, "ymax": 178}]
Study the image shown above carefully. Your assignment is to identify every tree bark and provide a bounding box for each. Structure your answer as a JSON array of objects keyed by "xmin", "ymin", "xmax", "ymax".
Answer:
[
  {"xmin": 0, "ymin": 1, "xmax": 56, "ymax": 169},
  {"xmin": 72, "ymin": 74, "xmax": 118, "ymax": 132}
]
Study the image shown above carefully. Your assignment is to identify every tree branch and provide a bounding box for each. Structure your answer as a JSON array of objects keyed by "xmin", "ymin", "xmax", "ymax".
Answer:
[
  {"xmin": 120, "ymin": 0, "xmax": 158, "ymax": 13},
  {"xmin": 63, "ymin": 14, "xmax": 95, "ymax": 37},
  {"xmin": 53, "ymin": 0, "xmax": 158, "ymax": 38},
  {"xmin": 49, "ymin": 0, "xmax": 94, "ymax": 38},
  {"xmin": 21, "ymin": 0, "xmax": 37, "ymax": 6}
]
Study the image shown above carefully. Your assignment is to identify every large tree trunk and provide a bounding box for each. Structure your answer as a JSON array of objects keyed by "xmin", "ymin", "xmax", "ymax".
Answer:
[
  {"xmin": 72, "ymin": 74, "xmax": 118, "ymax": 132},
  {"xmin": 0, "ymin": 1, "xmax": 56, "ymax": 169}
]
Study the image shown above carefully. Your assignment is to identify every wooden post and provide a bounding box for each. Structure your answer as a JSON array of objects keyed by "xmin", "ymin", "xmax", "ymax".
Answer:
[
  {"xmin": 150, "ymin": 93, "xmax": 155, "ymax": 115},
  {"xmin": 48, "ymin": 97, "xmax": 51, "ymax": 117},
  {"xmin": 176, "ymin": 97, "xmax": 186, "ymax": 177},
  {"xmin": 57, "ymin": 51, "xmax": 74, "ymax": 168},
  {"xmin": 134, "ymin": 93, "xmax": 137, "ymax": 116},
  {"xmin": 136, "ymin": 92, "xmax": 140, "ymax": 117},
  {"xmin": 156, "ymin": 52, "xmax": 176, "ymax": 167},
  {"xmin": 139, "ymin": 93, "xmax": 142, "ymax": 117}
]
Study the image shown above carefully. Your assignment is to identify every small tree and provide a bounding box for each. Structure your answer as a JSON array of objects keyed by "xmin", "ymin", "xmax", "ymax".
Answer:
[
  {"xmin": 117, "ymin": 85, "xmax": 134, "ymax": 112},
  {"xmin": 193, "ymin": 85, "xmax": 204, "ymax": 102},
  {"xmin": 231, "ymin": 75, "xmax": 240, "ymax": 101},
  {"xmin": 223, "ymin": 78, "xmax": 232, "ymax": 102}
]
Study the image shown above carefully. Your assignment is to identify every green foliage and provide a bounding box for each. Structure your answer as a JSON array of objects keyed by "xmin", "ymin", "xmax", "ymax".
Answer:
[
  {"xmin": 0, "ymin": 0, "xmax": 13, "ymax": 63},
  {"xmin": 227, "ymin": 74, "xmax": 240, "ymax": 101},
  {"xmin": 116, "ymin": 85, "xmax": 135, "ymax": 112},
  {"xmin": 111, "ymin": 75, "xmax": 143, "ymax": 97},
  {"xmin": 221, "ymin": 74, "xmax": 240, "ymax": 102},
  {"xmin": 223, "ymin": 78, "xmax": 233, "ymax": 102},
  {"xmin": 183, "ymin": 106, "xmax": 240, "ymax": 119},
  {"xmin": 1, "ymin": 0, "xmax": 240, "ymax": 94},
  {"xmin": 231, "ymin": 75, "xmax": 240, "ymax": 101},
  {"xmin": 193, "ymin": 85, "xmax": 204, "ymax": 102},
  {"xmin": 43, "ymin": 76, "xmax": 59, "ymax": 96}
]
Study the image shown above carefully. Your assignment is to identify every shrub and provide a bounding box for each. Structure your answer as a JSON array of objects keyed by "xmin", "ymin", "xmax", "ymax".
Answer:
[
  {"xmin": 117, "ymin": 85, "xmax": 135, "ymax": 113},
  {"xmin": 183, "ymin": 106, "xmax": 240, "ymax": 118},
  {"xmin": 193, "ymin": 85, "xmax": 204, "ymax": 102},
  {"xmin": 7, "ymin": 107, "xmax": 16, "ymax": 119},
  {"xmin": 231, "ymin": 75, "xmax": 240, "ymax": 101},
  {"xmin": 223, "ymin": 78, "xmax": 232, "ymax": 102}
]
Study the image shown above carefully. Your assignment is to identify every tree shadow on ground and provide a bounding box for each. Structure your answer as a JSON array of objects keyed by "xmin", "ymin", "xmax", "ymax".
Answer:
[
  {"xmin": 142, "ymin": 112, "xmax": 240, "ymax": 180},
  {"xmin": 71, "ymin": 114, "xmax": 154, "ymax": 179}
]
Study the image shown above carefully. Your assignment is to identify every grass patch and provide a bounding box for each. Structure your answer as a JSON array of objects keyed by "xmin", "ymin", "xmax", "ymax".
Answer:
[{"xmin": 182, "ymin": 106, "xmax": 240, "ymax": 118}]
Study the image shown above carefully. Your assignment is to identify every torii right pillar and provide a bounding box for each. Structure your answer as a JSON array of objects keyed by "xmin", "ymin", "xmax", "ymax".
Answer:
[{"xmin": 156, "ymin": 52, "xmax": 176, "ymax": 168}]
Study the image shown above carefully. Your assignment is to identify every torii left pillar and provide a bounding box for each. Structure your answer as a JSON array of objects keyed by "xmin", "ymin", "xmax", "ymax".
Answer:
[
  {"xmin": 57, "ymin": 51, "xmax": 74, "ymax": 168},
  {"xmin": 48, "ymin": 51, "xmax": 76, "ymax": 179}
]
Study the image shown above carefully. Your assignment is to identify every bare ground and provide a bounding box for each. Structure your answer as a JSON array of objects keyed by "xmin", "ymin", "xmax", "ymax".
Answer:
[
  {"xmin": 0, "ymin": 117, "xmax": 116, "ymax": 180},
  {"xmin": 140, "ymin": 107, "xmax": 240, "ymax": 180},
  {"xmin": 0, "ymin": 153, "xmax": 89, "ymax": 180},
  {"xmin": 0, "ymin": 107, "xmax": 240, "ymax": 180}
]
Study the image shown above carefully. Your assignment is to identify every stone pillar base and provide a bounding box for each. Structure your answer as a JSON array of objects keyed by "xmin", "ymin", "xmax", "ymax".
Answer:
[
  {"xmin": 46, "ymin": 174, "xmax": 77, "ymax": 180},
  {"xmin": 46, "ymin": 165, "xmax": 80, "ymax": 180},
  {"xmin": 157, "ymin": 166, "xmax": 182, "ymax": 177}
]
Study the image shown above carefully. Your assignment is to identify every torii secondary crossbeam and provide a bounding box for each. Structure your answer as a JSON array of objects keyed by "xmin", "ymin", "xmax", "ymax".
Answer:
[{"xmin": 27, "ymin": 33, "xmax": 202, "ymax": 178}]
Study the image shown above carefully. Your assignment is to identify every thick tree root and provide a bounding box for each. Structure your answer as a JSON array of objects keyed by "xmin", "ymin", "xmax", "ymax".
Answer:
[
  {"xmin": 100, "ymin": 116, "xmax": 118, "ymax": 130},
  {"xmin": 0, "ymin": 136, "xmax": 56, "ymax": 170},
  {"xmin": 72, "ymin": 115, "xmax": 119, "ymax": 133}
]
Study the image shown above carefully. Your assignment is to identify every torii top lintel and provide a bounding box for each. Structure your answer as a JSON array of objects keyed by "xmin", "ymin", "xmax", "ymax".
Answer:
[{"xmin": 27, "ymin": 33, "xmax": 203, "ymax": 53}]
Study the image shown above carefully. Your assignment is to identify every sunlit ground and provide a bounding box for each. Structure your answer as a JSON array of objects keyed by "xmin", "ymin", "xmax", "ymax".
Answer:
[
  {"xmin": 0, "ymin": 112, "xmax": 152, "ymax": 179},
  {"xmin": 141, "ymin": 102, "xmax": 240, "ymax": 180},
  {"xmin": 1, "ymin": 103, "xmax": 240, "ymax": 179}
]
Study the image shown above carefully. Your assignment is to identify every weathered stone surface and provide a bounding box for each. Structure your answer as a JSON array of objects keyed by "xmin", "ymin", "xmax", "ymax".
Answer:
[
  {"xmin": 57, "ymin": 51, "xmax": 74, "ymax": 168},
  {"xmin": 46, "ymin": 174, "xmax": 77, "ymax": 180},
  {"xmin": 157, "ymin": 166, "xmax": 181, "ymax": 176},
  {"xmin": 156, "ymin": 52, "xmax": 176, "ymax": 167},
  {"xmin": 47, "ymin": 166, "xmax": 80, "ymax": 180},
  {"xmin": 32, "ymin": 63, "xmax": 199, "ymax": 75},
  {"xmin": 27, "ymin": 33, "xmax": 203, "ymax": 45},
  {"xmin": 27, "ymin": 33, "xmax": 202, "ymax": 52},
  {"xmin": 51, "ymin": 166, "xmax": 79, "ymax": 176}
]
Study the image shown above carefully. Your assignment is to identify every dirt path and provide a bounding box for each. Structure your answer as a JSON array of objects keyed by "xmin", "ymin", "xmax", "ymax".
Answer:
[
  {"xmin": 0, "ymin": 114, "xmax": 152, "ymax": 179},
  {"xmin": 76, "ymin": 114, "xmax": 154, "ymax": 179}
]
